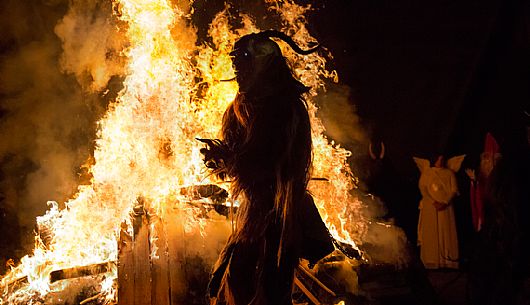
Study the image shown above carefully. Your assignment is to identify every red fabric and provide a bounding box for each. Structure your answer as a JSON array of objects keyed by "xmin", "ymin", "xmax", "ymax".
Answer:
[
  {"xmin": 470, "ymin": 132, "xmax": 499, "ymax": 232},
  {"xmin": 484, "ymin": 132, "xmax": 499, "ymax": 155},
  {"xmin": 470, "ymin": 180, "xmax": 484, "ymax": 231}
]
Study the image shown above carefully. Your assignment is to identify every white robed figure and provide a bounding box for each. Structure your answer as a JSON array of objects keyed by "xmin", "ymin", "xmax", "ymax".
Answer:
[{"xmin": 414, "ymin": 155, "xmax": 465, "ymax": 269}]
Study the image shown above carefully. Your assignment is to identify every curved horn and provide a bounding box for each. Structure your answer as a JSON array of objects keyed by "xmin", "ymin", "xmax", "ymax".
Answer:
[
  {"xmin": 258, "ymin": 30, "xmax": 320, "ymax": 55},
  {"xmin": 379, "ymin": 142, "xmax": 385, "ymax": 159},
  {"xmin": 220, "ymin": 77, "xmax": 236, "ymax": 82},
  {"xmin": 368, "ymin": 143, "xmax": 377, "ymax": 160}
]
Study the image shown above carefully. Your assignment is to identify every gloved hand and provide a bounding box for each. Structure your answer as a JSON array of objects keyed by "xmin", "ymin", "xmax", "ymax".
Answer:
[{"xmin": 196, "ymin": 138, "xmax": 230, "ymax": 179}]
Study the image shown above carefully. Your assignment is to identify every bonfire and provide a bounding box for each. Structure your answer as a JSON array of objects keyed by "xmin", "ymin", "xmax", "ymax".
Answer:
[{"xmin": 1, "ymin": 1, "xmax": 408, "ymax": 304}]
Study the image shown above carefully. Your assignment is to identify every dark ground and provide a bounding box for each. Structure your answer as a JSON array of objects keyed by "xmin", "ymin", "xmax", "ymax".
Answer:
[
  {"xmin": 356, "ymin": 263, "xmax": 530, "ymax": 305},
  {"xmin": 427, "ymin": 269, "xmax": 530, "ymax": 305},
  {"xmin": 427, "ymin": 269, "xmax": 470, "ymax": 305}
]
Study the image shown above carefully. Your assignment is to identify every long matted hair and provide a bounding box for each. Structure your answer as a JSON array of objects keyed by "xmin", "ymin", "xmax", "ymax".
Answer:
[{"xmin": 203, "ymin": 31, "xmax": 319, "ymax": 305}]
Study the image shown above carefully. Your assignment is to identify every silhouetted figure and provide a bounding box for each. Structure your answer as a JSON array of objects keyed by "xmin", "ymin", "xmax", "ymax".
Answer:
[
  {"xmin": 468, "ymin": 130, "xmax": 529, "ymax": 305},
  {"xmin": 365, "ymin": 140, "xmax": 387, "ymax": 198},
  {"xmin": 465, "ymin": 132, "xmax": 501, "ymax": 233},
  {"xmin": 199, "ymin": 31, "xmax": 334, "ymax": 305}
]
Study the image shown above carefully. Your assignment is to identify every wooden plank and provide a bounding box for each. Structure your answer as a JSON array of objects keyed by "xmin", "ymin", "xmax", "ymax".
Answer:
[
  {"xmin": 297, "ymin": 264, "xmax": 336, "ymax": 296},
  {"xmin": 133, "ymin": 211, "xmax": 152, "ymax": 305},
  {"xmin": 50, "ymin": 262, "xmax": 113, "ymax": 283},
  {"xmin": 165, "ymin": 208, "xmax": 187, "ymax": 304},
  {"xmin": 150, "ymin": 214, "xmax": 171, "ymax": 305},
  {"xmin": 293, "ymin": 276, "xmax": 322, "ymax": 305},
  {"xmin": 118, "ymin": 222, "xmax": 134, "ymax": 305}
]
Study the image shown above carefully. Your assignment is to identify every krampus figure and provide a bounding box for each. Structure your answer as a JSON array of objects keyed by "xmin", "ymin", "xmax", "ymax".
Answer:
[{"xmin": 199, "ymin": 31, "xmax": 334, "ymax": 305}]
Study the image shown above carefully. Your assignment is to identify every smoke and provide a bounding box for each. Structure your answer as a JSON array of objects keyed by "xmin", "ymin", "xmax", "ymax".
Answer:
[
  {"xmin": 0, "ymin": 0, "xmax": 123, "ymax": 270},
  {"xmin": 314, "ymin": 84, "xmax": 410, "ymax": 265},
  {"xmin": 313, "ymin": 83, "xmax": 372, "ymax": 185},
  {"xmin": 55, "ymin": 0, "xmax": 126, "ymax": 92},
  {"xmin": 314, "ymin": 83, "xmax": 367, "ymax": 146}
]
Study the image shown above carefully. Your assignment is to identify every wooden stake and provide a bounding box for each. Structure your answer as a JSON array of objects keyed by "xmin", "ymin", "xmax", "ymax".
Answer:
[
  {"xmin": 165, "ymin": 207, "xmax": 187, "ymax": 304},
  {"xmin": 150, "ymin": 215, "xmax": 170, "ymax": 305},
  {"xmin": 118, "ymin": 222, "xmax": 134, "ymax": 305},
  {"xmin": 133, "ymin": 210, "xmax": 151, "ymax": 305}
]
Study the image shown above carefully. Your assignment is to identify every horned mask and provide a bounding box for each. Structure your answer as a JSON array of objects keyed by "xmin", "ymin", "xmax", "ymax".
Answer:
[{"xmin": 229, "ymin": 30, "xmax": 319, "ymax": 95}]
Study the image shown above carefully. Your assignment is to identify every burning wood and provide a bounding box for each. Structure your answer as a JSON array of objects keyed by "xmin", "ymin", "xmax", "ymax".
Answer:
[
  {"xmin": 297, "ymin": 264, "xmax": 337, "ymax": 297},
  {"xmin": 49, "ymin": 262, "xmax": 114, "ymax": 283},
  {"xmin": 0, "ymin": 0, "xmax": 410, "ymax": 303},
  {"xmin": 180, "ymin": 184, "xmax": 233, "ymax": 217},
  {"xmin": 179, "ymin": 184, "xmax": 228, "ymax": 204},
  {"xmin": 79, "ymin": 292, "xmax": 103, "ymax": 305},
  {"xmin": 118, "ymin": 201, "xmax": 219, "ymax": 305},
  {"xmin": 113, "ymin": 195, "xmax": 363, "ymax": 305},
  {"xmin": 293, "ymin": 276, "xmax": 323, "ymax": 305},
  {"xmin": 293, "ymin": 261, "xmax": 348, "ymax": 305}
]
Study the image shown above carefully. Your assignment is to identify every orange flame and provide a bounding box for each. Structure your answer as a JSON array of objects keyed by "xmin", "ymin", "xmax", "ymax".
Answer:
[{"xmin": 1, "ymin": 0, "xmax": 368, "ymax": 302}]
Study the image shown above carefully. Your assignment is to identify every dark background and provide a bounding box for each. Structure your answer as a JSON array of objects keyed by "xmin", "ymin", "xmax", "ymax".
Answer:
[
  {"xmin": 303, "ymin": 0, "xmax": 530, "ymax": 250},
  {"xmin": 308, "ymin": 0, "xmax": 529, "ymax": 165}
]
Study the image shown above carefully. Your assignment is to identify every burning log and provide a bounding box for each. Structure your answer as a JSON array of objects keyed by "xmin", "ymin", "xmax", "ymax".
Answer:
[
  {"xmin": 1, "ymin": 261, "xmax": 113, "ymax": 300},
  {"xmin": 0, "ymin": 274, "xmax": 28, "ymax": 298},
  {"xmin": 49, "ymin": 262, "xmax": 113, "ymax": 283}
]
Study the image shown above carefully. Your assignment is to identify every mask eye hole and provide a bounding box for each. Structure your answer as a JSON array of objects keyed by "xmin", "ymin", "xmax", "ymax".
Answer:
[{"xmin": 230, "ymin": 49, "xmax": 251, "ymax": 59}]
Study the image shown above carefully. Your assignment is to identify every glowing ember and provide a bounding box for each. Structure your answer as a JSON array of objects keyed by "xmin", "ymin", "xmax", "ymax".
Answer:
[{"xmin": 1, "ymin": 0, "xmax": 369, "ymax": 303}]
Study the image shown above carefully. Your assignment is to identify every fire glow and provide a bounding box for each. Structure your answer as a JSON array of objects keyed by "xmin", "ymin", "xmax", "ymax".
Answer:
[{"xmin": 1, "ymin": 0, "xmax": 367, "ymax": 303}]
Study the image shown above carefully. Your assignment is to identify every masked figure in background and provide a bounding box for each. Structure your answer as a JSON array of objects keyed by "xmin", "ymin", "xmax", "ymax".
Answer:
[
  {"xmin": 199, "ymin": 31, "xmax": 334, "ymax": 305},
  {"xmin": 465, "ymin": 132, "xmax": 501, "ymax": 232},
  {"xmin": 413, "ymin": 155, "xmax": 465, "ymax": 269}
]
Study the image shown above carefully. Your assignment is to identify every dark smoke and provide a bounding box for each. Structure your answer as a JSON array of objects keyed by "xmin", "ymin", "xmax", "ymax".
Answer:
[{"xmin": 0, "ymin": 0, "xmax": 124, "ymax": 273}]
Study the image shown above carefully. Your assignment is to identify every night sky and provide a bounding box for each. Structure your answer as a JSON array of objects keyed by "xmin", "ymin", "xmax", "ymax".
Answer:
[
  {"xmin": 299, "ymin": 0, "xmax": 530, "ymax": 243},
  {"xmin": 307, "ymin": 0, "xmax": 529, "ymax": 169}
]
